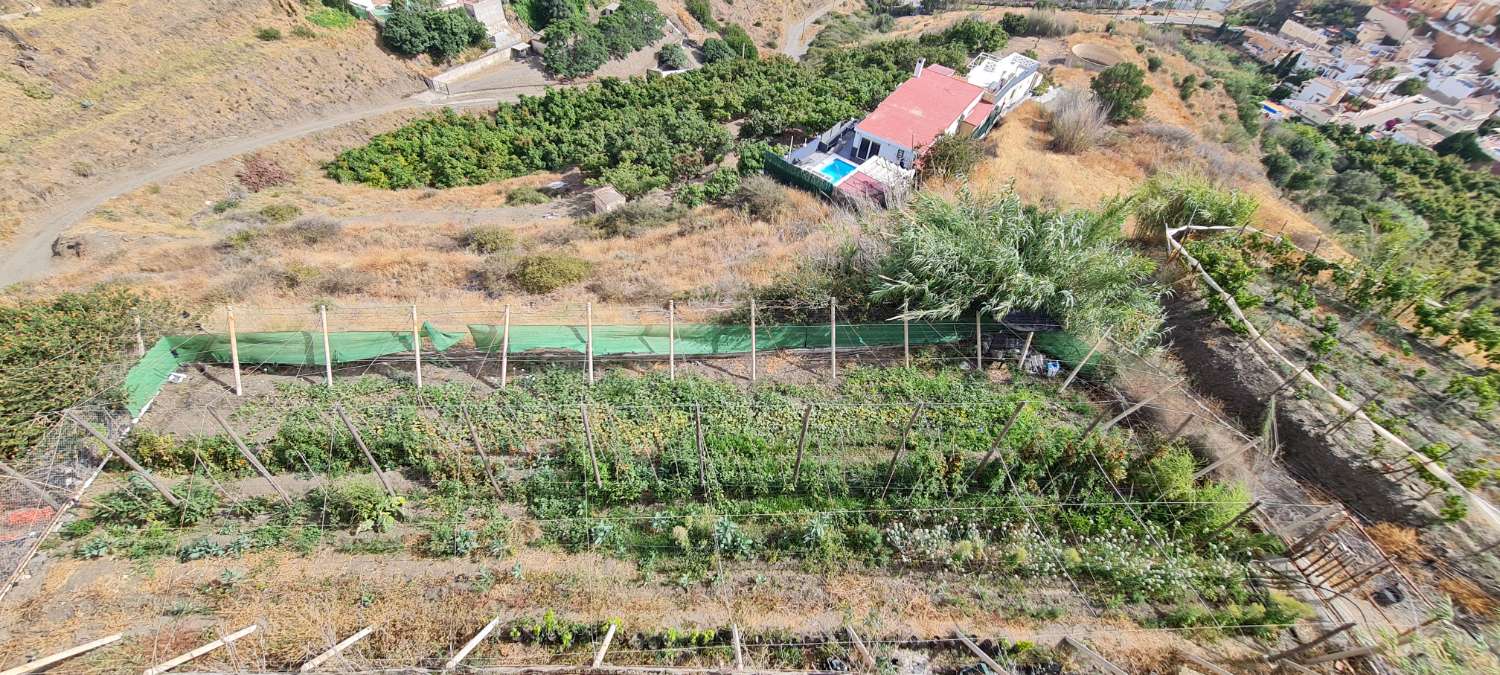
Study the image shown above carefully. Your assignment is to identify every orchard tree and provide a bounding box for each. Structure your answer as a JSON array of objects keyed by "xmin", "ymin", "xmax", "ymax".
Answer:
[
  {"xmin": 1091, "ymin": 63, "xmax": 1152, "ymax": 123},
  {"xmin": 543, "ymin": 16, "xmax": 608, "ymax": 78}
]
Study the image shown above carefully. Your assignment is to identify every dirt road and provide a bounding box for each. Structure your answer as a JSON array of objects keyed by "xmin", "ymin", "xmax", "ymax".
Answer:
[
  {"xmin": 780, "ymin": 0, "xmax": 844, "ymax": 58},
  {"xmin": 0, "ymin": 81, "xmax": 546, "ymax": 288}
]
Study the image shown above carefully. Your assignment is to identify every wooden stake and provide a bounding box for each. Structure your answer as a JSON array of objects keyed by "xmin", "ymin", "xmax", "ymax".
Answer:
[
  {"xmin": 299, "ymin": 626, "xmax": 373, "ymax": 672},
  {"xmin": 695, "ymin": 403, "xmax": 708, "ymax": 496},
  {"xmin": 444, "ymin": 616, "xmax": 502, "ymax": 671},
  {"xmin": 411, "ymin": 305, "xmax": 423, "ymax": 389},
  {"xmin": 0, "ymin": 459, "xmax": 61, "ymax": 509},
  {"xmin": 591, "ymin": 623, "xmax": 617, "ymax": 668},
  {"xmin": 65, "ymin": 411, "xmax": 179, "ymax": 506},
  {"xmin": 844, "ymin": 626, "xmax": 875, "ymax": 670},
  {"xmin": 227, "ymin": 306, "xmax": 242, "ymax": 397},
  {"xmin": 731, "ymin": 623, "xmax": 745, "ymax": 671},
  {"xmin": 901, "ymin": 301, "xmax": 910, "ymax": 368},
  {"xmin": 1264, "ymin": 623, "xmax": 1355, "ymax": 663},
  {"xmin": 461, "ymin": 406, "xmax": 505, "ymax": 499},
  {"xmin": 586, "ymin": 302, "xmax": 595, "ymax": 385},
  {"xmin": 1288, "ymin": 515, "xmax": 1347, "ymax": 557},
  {"xmin": 208, "ymin": 407, "xmax": 292, "ymax": 507},
  {"xmin": 500, "ymin": 305, "xmax": 511, "ymax": 389},
  {"xmin": 1209, "ymin": 499, "xmax": 1263, "ymax": 536},
  {"xmin": 970, "ymin": 401, "xmax": 1028, "ymax": 481},
  {"xmin": 1097, "ymin": 378, "xmax": 1186, "ymax": 435},
  {"xmin": 1060, "ymin": 330, "xmax": 1108, "ymax": 392},
  {"xmin": 1163, "ymin": 414, "xmax": 1194, "ymax": 445},
  {"xmin": 1193, "ymin": 440, "xmax": 1260, "ymax": 480},
  {"xmin": 134, "ymin": 315, "xmax": 146, "ymax": 357},
  {"xmin": 1178, "ymin": 652, "xmax": 1233, "ymax": 675},
  {"xmin": 790, "ymin": 404, "xmax": 812, "ymax": 488},
  {"xmin": 142, "ymin": 624, "xmax": 258, "ymax": 675},
  {"xmin": 319, "ymin": 305, "xmax": 334, "ymax": 387},
  {"xmin": 0, "ymin": 633, "xmax": 122, "ymax": 675},
  {"xmin": 880, "ymin": 403, "xmax": 925, "ymax": 500},
  {"xmin": 1266, "ymin": 363, "xmax": 1312, "ymax": 399},
  {"xmin": 1326, "ymin": 392, "xmax": 1378, "ymax": 435},
  {"xmin": 829, "ymin": 298, "xmax": 837, "ymax": 380},
  {"xmin": 1299, "ymin": 644, "xmax": 1379, "ymax": 666},
  {"xmin": 1016, "ymin": 330, "xmax": 1033, "ymax": 372},
  {"xmin": 953, "ymin": 627, "xmax": 1012, "ymax": 675},
  {"xmin": 668, "ymin": 300, "xmax": 676, "ymax": 380},
  {"xmin": 749, "ymin": 297, "xmax": 758, "ymax": 383},
  {"xmin": 581, "ymin": 403, "xmax": 603, "ymax": 490},
  {"xmin": 1058, "ymin": 637, "xmax": 1127, "ymax": 675},
  {"xmin": 333, "ymin": 404, "xmax": 395, "ymax": 497}
]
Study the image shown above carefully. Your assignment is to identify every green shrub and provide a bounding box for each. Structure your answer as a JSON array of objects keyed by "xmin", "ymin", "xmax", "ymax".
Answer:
[
  {"xmin": 506, "ymin": 186, "xmax": 550, "ymax": 205},
  {"xmin": 310, "ymin": 481, "xmax": 406, "ymax": 533},
  {"xmin": 917, "ymin": 133, "xmax": 984, "ymax": 182},
  {"xmin": 656, "ymin": 43, "xmax": 688, "ymax": 70},
  {"xmin": 1091, "ymin": 63, "xmax": 1152, "ymax": 124},
  {"xmin": 382, "ymin": 0, "xmax": 488, "ymax": 61},
  {"xmin": 292, "ymin": 24, "xmax": 318, "ymax": 38},
  {"xmin": 307, "ymin": 6, "xmax": 357, "ymax": 29},
  {"xmin": 686, "ymin": 0, "xmax": 716, "ymax": 31},
  {"xmin": 590, "ymin": 201, "xmax": 685, "ymax": 237},
  {"xmin": 542, "ymin": 16, "xmax": 609, "ymax": 78},
  {"xmin": 597, "ymin": 0, "xmax": 665, "ymax": 59},
  {"xmin": 719, "ymin": 24, "xmax": 758, "ymax": 60},
  {"xmin": 259, "ymin": 203, "xmax": 302, "ymax": 224},
  {"xmin": 461, "ymin": 225, "xmax": 517, "ymax": 254},
  {"xmin": 510, "ymin": 254, "xmax": 592, "ymax": 293},
  {"xmin": 256, "ymin": 27, "xmax": 283, "ymax": 41},
  {"xmin": 1146, "ymin": 55, "xmax": 1163, "ymax": 72}
]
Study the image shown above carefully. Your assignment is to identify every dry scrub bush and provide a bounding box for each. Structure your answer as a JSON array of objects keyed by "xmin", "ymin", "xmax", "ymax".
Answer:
[
  {"xmin": 510, "ymin": 254, "xmax": 592, "ymax": 294},
  {"xmin": 1366, "ymin": 522, "xmax": 1424, "ymax": 562},
  {"xmin": 1016, "ymin": 9, "xmax": 1076, "ymax": 37},
  {"xmin": 589, "ymin": 201, "xmax": 687, "ymax": 238},
  {"xmin": 1133, "ymin": 125, "xmax": 1261, "ymax": 184},
  {"xmin": 731, "ymin": 174, "xmax": 793, "ymax": 222},
  {"xmin": 317, "ymin": 267, "xmax": 378, "ymax": 296},
  {"xmin": 461, "ymin": 226, "xmax": 516, "ymax": 254},
  {"xmin": 237, "ymin": 154, "xmax": 293, "ymax": 193},
  {"xmin": 586, "ymin": 273, "xmax": 668, "ymax": 303},
  {"xmin": 283, "ymin": 217, "xmax": 343, "ymax": 245},
  {"xmin": 1046, "ymin": 89, "xmax": 1111, "ymax": 154}
]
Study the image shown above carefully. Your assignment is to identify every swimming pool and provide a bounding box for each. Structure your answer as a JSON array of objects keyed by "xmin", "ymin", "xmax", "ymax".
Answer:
[{"xmin": 815, "ymin": 157, "xmax": 858, "ymax": 184}]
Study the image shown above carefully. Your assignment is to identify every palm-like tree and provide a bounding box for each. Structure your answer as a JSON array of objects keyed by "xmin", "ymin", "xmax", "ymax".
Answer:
[{"xmin": 873, "ymin": 189, "xmax": 1166, "ymax": 348}]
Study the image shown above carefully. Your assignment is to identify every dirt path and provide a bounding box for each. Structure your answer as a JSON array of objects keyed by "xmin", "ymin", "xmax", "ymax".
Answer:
[
  {"xmin": 0, "ymin": 81, "xmax": 554, "ymax": 289},
  {"xmin": 780, "ymin": 0, "xmax": 843, "ymax": 58}
]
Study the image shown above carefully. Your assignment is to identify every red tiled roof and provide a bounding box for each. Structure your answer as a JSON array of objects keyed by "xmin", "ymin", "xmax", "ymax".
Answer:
[
  {"xmin": 836, "ymin": 172, "xmax": 889, "ymax": 205},
  {"xmin": 855, "ymin": 68, "xmax": 984, "ymax": 151},
  {"xmin": 926, "ymin": 64, "xmax": 956, "ymax": 77},
  {"xmin": 963, "ymin": 101, "xmax": 995, "ymax": 127}
]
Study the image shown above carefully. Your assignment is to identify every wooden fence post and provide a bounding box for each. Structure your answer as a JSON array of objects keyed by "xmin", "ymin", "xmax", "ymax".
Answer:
[
  {"xmin": 791, "ymin": 404, "xmax": 812, "ymax": 488},
  {"xmin": 1095, "ymin": 378, "xmax": 1186, "ymax": 436},
  {"xmin": 1060, "ymin": 330, "xmax": 1108, "ymax": 393},
  {"xmin": 500, "ymin": 305, "xmax": 511, "ymax": 389},
  {"xmin": 844, "ymin": 626, "xmax": 875, "ymax": 671},
  {"xmin": 975, "ymin": 315, "xmax": 984, "ymax": 372},
  {"xmin": 668, "ymin": 300, "xmax": 676, "ymax": 380},
  {"xmin": 585, "ymin": 301, "xmax": 594, "ymax": 385},
  {"xmin": 829, "ymin": 298, "xmax": 837, "ymax": 380},
  {"xmin": 0, "ymin": 633, "xmax": 122, "ymax": 675},
  {"xmin": 880, "ymin": 403, "xmax": 925, "ymax": 500},
  {"xmin": 411, "ymin": 304, "xmax": 422, "ymax": 389},
  {"xmin": 1016, "ymin": 330, "xmax": 1033, "ymax": 373},
  {"xmin": 333, "ymin": 404, "xmax": 395, "ymax": 497},
  {"xmin": 0, "ymin": 460, "xmax": 62, "ymax": 510},
  {"xmin": 1163, "ymin": 414, "xmax": 1194, "ymax": 445},
  {"xmin": 1263, "ymin": 623, "xmax": 1355, "ymax": 663},
  {"xmin": 1193, "ymin": 439, "xmax": 1260, "ymax": 480},
  {"xmin": 1209, "ymin": 499, "xmax": 1263, "ymax": 536},
  {"xmin": 444, "ymin": 616, "xmax": 501, "ymax": 671},
  {"xmin": 65, "ymin": 411, "xmax": 179, "ymax": 506},
  {"xmin": 954, "ymin": 627, "xmax": 1012, "ymax": 675},
  {"xmin": 902, "ymin": 300, "xmax": 911, "ymax": 368},
  {"xmin": 695, "ymin": 403, "xmax": 708, "ymax": 496},
  {"xmin": 1326, "ymin": 391, "xmax": 1378, "ymax": 435},
  {"xmin": 142, "ymin": 625, "xmax": 258, "ymax": 675},
  {"xmin": 591, "ymin": 623, "xmax": 617, "ymax": 669},
  {"xmin": 227, "ymin": 306, "xmax": 242, "ymax": 397},
  {"xmin": 208, "ymin": 407, "xmax": 292, "ymax": 507},
  {"xmin": 580, "ymin": 403, "xmax": 603, "ymax": 490},
  {"xmin": 134, "ymin": 315, "xmax": 146, "ymax": 357},
  {"xmin": 299, "ymin": 626, "xmax": 373, "ymax": 673},
  {"xmin": 319, "ymin": 304, "xmax": 334, "ymax": 387},
  {"xmin": 749, "ymin": 297, "xmax": 758, "ymax": 383}
]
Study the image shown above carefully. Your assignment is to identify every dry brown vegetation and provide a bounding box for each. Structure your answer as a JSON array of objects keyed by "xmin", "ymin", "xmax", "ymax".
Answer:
[{"xmin": 0, "ymin": 0, "xmax": 429, "ymax": 238}]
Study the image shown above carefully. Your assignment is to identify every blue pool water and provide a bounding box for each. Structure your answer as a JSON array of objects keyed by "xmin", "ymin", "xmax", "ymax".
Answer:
[{"xmin": 816, "ymin": 157, "xmax": 858, "ymax": 184}]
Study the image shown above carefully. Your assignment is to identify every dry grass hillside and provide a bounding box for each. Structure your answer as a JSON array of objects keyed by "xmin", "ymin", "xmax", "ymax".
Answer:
[{"xmin": 0, "ymin": 0, "xmax": 430, "ymax": 239}]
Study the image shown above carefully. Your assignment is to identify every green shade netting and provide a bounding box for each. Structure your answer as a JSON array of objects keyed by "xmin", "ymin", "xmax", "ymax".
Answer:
[
  {"xmin": 467, "ymin": 322, "xmax": 980, "ymax": 355},
  {"xmin": 123, "ymin": 322, "xmax": 465, "ymax": 418},
  {"xmin": 123, "ymin": 320, "xmax": 1099, "ymax": 420}
]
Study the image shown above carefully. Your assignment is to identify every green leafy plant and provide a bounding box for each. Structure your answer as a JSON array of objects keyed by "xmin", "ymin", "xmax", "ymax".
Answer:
[{"xmin": 509, "ymin": 254, "xmax": 592, "ymax": 293}]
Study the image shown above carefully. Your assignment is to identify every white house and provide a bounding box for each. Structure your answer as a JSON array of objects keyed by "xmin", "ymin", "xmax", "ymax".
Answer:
[
  {"xmin": 1294, "ymin": 76, "xmax": 1348, "ymax": 105},
  {"xmin": 849, "ymin": 61, "xmax": 990, "ymax": 169},
  {"xmin": 964, "ymin": 52, "xmax": 1042, "ymax": 114}
]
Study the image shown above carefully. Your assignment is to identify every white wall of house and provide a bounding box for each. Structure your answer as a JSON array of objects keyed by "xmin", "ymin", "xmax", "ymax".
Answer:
[{"xmin": 850, "ymin": 130, "xmax": 916, "ymax": 169}]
